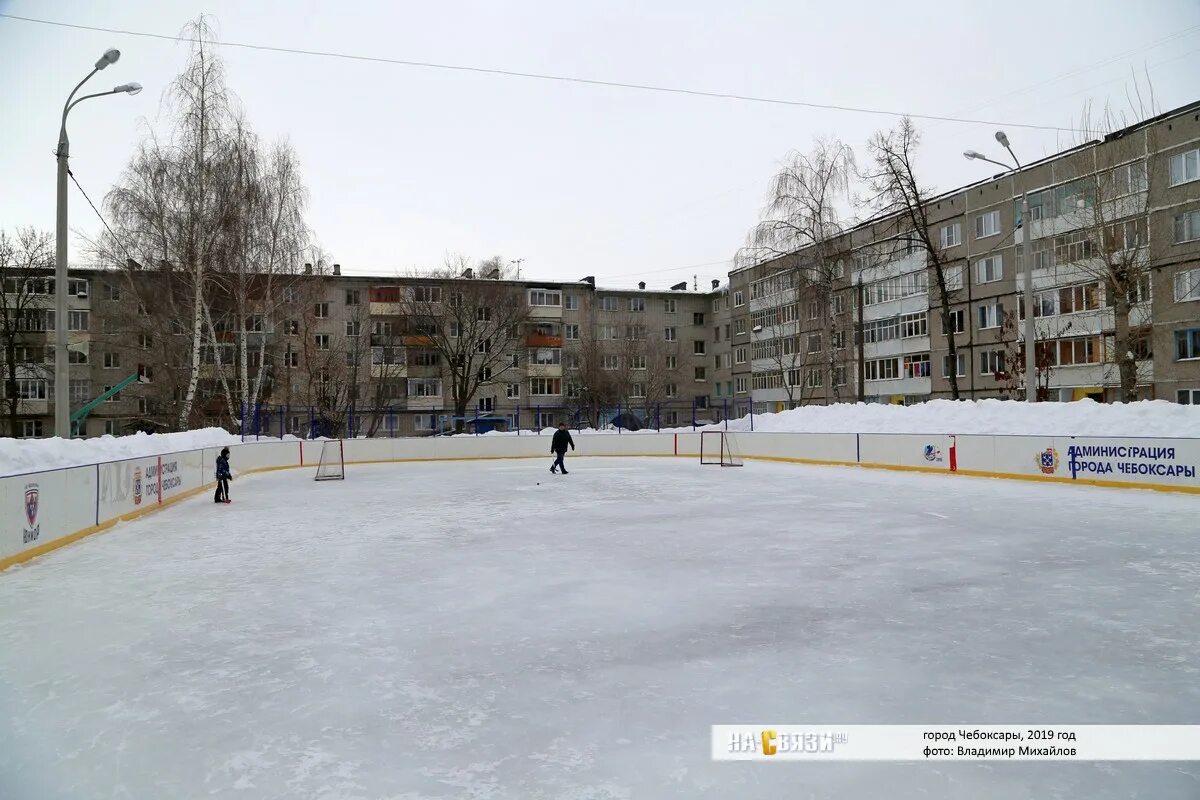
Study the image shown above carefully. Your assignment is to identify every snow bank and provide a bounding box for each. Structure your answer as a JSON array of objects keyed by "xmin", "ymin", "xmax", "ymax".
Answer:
[
  {"xmin": 695, "ymin": 399, "xmax": 1200, "ymax": 438},
  {"xmin": 0, "ymin": 428, "xmax": 244, "ymax": 477}
]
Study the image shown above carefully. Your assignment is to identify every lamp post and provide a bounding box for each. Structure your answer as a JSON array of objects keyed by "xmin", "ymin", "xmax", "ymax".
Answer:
[
  {"xmin": 964, "ymin": 131, "xmax": 1037, "ymax": 403},
  {"xmin": 54, "ymin": 49, "xmax": 142, "ymax": 437}
]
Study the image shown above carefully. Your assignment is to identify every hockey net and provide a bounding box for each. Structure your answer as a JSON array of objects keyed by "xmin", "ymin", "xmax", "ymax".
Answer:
[
  {"xmin": 699, "ymin": 430, "xmax": 743, "ymax": 467},
  {"xmin": 314, "ymin": 440, "xmax": 345, "ymax": 481}
]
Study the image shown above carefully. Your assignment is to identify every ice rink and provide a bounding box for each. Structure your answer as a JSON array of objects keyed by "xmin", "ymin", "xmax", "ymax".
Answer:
[{"xmin": 2, "ymin": 456, "xmax": 1199, "ymax": 799}]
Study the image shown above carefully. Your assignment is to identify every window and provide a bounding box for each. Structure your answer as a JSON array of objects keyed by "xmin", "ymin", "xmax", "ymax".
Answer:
[
  {"xmin": 862, "ymin": 271, "xmax": 928, "ymax": 305},
  {"xmin": 735, "ymin": 319, "xmax": 747, "ymax": 336},
  {"xmin": 942, "ymin": 353, "xmax": 966, "ymax": 378},
  {"xmin": 1175, "ymin": 329, "xmax": 1200, "ymax": 360},
  {"xmin": 663, "ymin": 298, "xmax": 677, "ymax": 314},
  {"xmin": 345, "ymin": 290, "xmax": 361, "ymax": 306},
  {"xmin": 597, "ymin": 325, "xmax": 618, "ymax": 340},
  {"xmin": 734, "ymin": 290, "xmax": 744, "ymax": 306},
  {"xmin": 314, "ymin": 302, "xmax": 329, "ymax": 318},
  {"xmin": 724, "ymin": 324, "xmax": 731, "ymax": 339},
  {"xmin": 831, "ymin": 331, "xmax": 846, "ymax": 350},
  {"xmin": 978, "ymin": 302, "xmax": 1003, "ymax": 330},
  {"xmin": 723, "ymin": 352, "xmax": 731, "ymax": 369},
  {"xmin": 804, "ymin": 370, "xmax": 824, "ymax": 389},
  {"xmin": 628, "ymin": 297, "xmax": 645, "ymax": 312},
  {"xmin": 1177, "ymin": 389, "xmax": 1200, "ymax": 405},
  {"xmin": 943, "ymin": 264, "xmax": 965, "ymax": 291},
  {"xmin": 528, "ymin": 289, "xmax": 562, "ymax": 307},
  {"xmin": 626, "ymin": 325, "xmax": 647, "ymax": 340},
  {"xmin": 980, "ymin": 350, "xmax": 1005, "ymax": 376},
  {"xmin": 833, "ymin": 293, "xmax": 846, "ymax": 315},
  {"xmin": 448, "ymin": 320, "xmax": 462, "ymax": 338},
  {"xmin": 68, "ymin": 310, "xmax": 89, "ymax": 331},
  {"xmin": 69, "ymin": 380, "xmax": 90, "ymax": 404},
  {"xmin": 630, "ymin": 382, "xmax": 646, "ymax": 399},
  {"xmin": 1175, "ymin": 210, "xmax": 1200, "ymax": 244},
  {"xmin": 806, "ymin": 333, "xmax": 822, "ymax": 353},
  {"xmin": 940, "ymin": 223, "xmax": 962, "ymax": 249},
  {"xmin": 734, "ymin": 347, "xmax": 747, "ymax": 364},
  {"xmin": 316, "ymin": 334, "xmax": 330, "ymax": 350},
  {"xmin": 346, "ymin": 320, "xmax": 361, "ymax": 337},
  {"xmin": 713, "ymin": 326, "xmax": 720, "ymax": 342},
  {"xmin": 1168, "ymin": 148, "xmax": 1200, "ymax": 187},
  {"xmin": 601, "ymin": 354, "xmax": 621, "ymax": 371},
  {"xmin": 863, "ymin": 316, "xmax": 900, "ymax": 344},
  {"xmin": 66, "ymin": 278, "xmax": 88, "ymax": 297},
  {"xmin": 286, "ymin": 350, "xmax": 299, "ymax": 368},
  {"xmin": 630, "ymin": 354, "xmax": 647, "ymax": 370},
  {"xmin": 900, "ymin": 311, "xmax": 927, "ymax": 338},
  {"xmin": 1174, "ymin": 269, "xmax": 1200, "ymax": 302},
  {"xmin": 529, "ymin": 377, "xmax": 561, "ymax": 396},
  {"xmin": 942, "ymin": 309, "xmax": 965, "ymax": 335},
  {"xmin": 712, "ymin": 297, "xmax": 721, "ymax": 313},
  {"xmin": 528, "ymin": 348, "xmax": 561, "ymax": 366},
  {"xmin": 598, "ymin": 296, "xmax": 619, "ymax": 312},
  {"xmin": 1053, "ymin": 229, "xmax": 1095, "ymax": 264},
  {"xmin": 1058, "ymin": 283, "xmax": 1101, "ymax": 314},
  {"xmin": 832, "ymin": 365, "xmax": 847, "ymax": 386},
  {"xmin": 734, "ymin": 377, "xmax": 748, "ymax": 394},
  {"xmin": 1057, "ymin": 336, "xmax": 1100, "ymax": 366},
  {"xmin": 693, "ymin": 340, "xmax": 706, "ymax": 355},
  {"xmin": 693, "ymin": 312, "xmax": 705, "ymax": 326},
  {"xmin": 1108, "ymin": 161, "xmax": 1147, "ymax": 196},
  {"xmin": 283, "ymin": 320, "xmax": 299, "ymax": 336},
  {"xmin": 903, "ymin": 353, "xmax": 931, "ymax": 378},
  {"xmin": 664, "ymin": 326, "xmax": 677, "ymax": 341},
  {"xmin": 564, "ymin": 323, "xmax": 580, "ymax": 340},
  {"xmin": 20, "ymin": 420, "xmax": 43, "ymax": 438},
  {"xmin": 345, "ymin": 350, "xmax": 360, "ymax": 367},
  {"xmin": 666, "ymin": 383, "xmax": 678, "ymax": 398},
  {"xmin": 665, "ymin": 355, "xmax": 677, "ymax": 370},
  {"xmin": 564, "ymin": 294, "xmax": 579, "ymax": 310},
  {"xmin": 414, "ymin": 286, "xmax": 442, "ymax": 303},
  {"xmin": 504, "ymin": 383, "xmax": 521, "ymax": 399},
  {"xmin": 408, "ymin": 378, "xmax": 442, "ymax": 397},
  {"xmin": 863, "ymin": 358, "xmax": 900, "ymax": 381},
  {"xmin": 103, "ymin": 351, "xmax": 120, "ymax": 369},
  {"xmin": 476, "ymin": 338, "xmax": 492, "ymax": 353},
  {"xmin": 975, "ymin": 210, "xmax": 1001, "ymax": 238},
  {"xmin": 106, "ymin": 283, "xmax": 121, "ymax": 301},
  {"xmin": 975, "ymin": 254, "xmax": 1003, "ymax": 284},
  {"xmin": 410, "ymin": 350, "xmax": 440, "ymax": 367},
  {"xmin": 138, "ymin": 333, "xmax": 152, "ymax": 350},
  {"xmin": 694, "ymin": 366, "xmax": 707, "ymax": 381}
]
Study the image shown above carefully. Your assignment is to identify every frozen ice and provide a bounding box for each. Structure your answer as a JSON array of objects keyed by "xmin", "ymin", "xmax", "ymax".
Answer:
[{"xmin": 1, "ymin": 458, "xmax": 1198, "ymax": 798}]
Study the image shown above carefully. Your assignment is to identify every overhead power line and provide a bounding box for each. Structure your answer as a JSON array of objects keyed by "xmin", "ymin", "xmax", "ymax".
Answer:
[{"xmin": 2, "ymin": 12, "xmax": 1089, "ymax": 133}]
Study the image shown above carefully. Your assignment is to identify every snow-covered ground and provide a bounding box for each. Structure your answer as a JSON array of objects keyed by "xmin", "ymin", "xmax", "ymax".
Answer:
[
  {"xmin": 1, "ymin": 459, "xmax": 1197, "ymax": 798},
  {"xmin": 0, "ymin": 428, "xmax": 244, "ymax": 477},
  {"xmin": 5, "ymin": 399, "xmax": 1199, "ymax": 477}
]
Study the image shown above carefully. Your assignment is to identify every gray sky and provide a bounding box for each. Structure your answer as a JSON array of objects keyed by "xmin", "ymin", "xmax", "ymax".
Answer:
[{"xmin": 2, "ymin": 0, "xmax": 1198, "ymax": 288}]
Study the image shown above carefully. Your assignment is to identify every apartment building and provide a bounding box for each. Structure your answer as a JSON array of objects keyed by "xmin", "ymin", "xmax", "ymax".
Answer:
[
  {"xmin": 730, "ymin": 100, "xmax": 1200, "ymax": 409},
  {"xmin": 0, "ymin": 266, "xmax": 723, "ymax": 438}
]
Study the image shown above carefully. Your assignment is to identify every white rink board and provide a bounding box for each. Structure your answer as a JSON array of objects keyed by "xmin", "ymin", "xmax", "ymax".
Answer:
[
  {"xmin": 859, "ymin": 433, "xmax": 955, "ymax": 472},
  {"xmin": 731, "ymin": 432, "xmax": 858, "ymax": 464},
  {"xmin": 0, "ymin": 466, "xmax": 96, "ymax": 563}
]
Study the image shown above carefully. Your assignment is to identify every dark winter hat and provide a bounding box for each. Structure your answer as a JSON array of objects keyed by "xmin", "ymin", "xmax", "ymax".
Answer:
[{"xmin": 221, "ymin": 447, "xmax": 230, "ymax": 455}]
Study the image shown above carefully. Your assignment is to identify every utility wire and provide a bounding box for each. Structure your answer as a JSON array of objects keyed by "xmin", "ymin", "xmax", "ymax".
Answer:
[
  {"xmin": 65, "ymin": 164, "xmax": 124, "ymax": 258},
  {"xmin": 2, "ymin": 12, "xmax": 1089, "ymax": 133}
]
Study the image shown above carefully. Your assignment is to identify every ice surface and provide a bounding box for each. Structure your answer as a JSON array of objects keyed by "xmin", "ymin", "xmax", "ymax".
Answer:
[{"xmin": 1, "ymin": 458, "xmax": 1198, "ymax": 798}]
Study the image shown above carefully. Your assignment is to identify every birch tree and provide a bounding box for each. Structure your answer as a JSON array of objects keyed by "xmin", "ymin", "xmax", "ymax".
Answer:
[{"xmin": 0, "ymin": 229, "xmax": 54, "ymax": 437}]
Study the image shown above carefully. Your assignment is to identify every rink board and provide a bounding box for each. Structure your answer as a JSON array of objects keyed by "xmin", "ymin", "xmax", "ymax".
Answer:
[{"xmin": 3, "ymin": 430, "xmax": 1198, "ymax": 571}]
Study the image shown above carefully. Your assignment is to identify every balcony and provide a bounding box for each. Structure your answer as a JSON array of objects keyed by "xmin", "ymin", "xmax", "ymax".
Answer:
[
  {"xmin": 527, "ymin": 363, "xmax": 563, "ymax": 378},
  {"xmin": 370, "ymin": 302, "xmax": 404, "ymax": 317},
  {"xmin": 403, "ymin": 334, "xmax": 436, "ymax": 347},
  {"xmin": 407, "ymin": 396, "xmax": 441, "ymax": 411},
  {"xmin": 525, "ymin": 333, "xmax": 563, "ymax": 348}
]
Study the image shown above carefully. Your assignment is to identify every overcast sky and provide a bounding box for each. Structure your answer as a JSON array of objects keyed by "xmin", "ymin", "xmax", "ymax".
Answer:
[{"xmin": 1, "ymin": 0, "xmax": 1198, "ymax": 288}]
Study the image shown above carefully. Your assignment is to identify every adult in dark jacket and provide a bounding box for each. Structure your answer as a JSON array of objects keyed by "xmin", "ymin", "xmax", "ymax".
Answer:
[
  {"xmin": 550, "ymin": 423, "xmax": 575, "ymax": 474},
  {"xmin": 214, "ymin": 447, "xmax": 232, "ymax": 503}
]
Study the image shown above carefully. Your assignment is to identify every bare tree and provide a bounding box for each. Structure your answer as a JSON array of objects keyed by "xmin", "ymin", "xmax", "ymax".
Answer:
[
  {"xmin": 865, "ymin": 118, "xmax": 965, "ymax": 399},
  {"xmin": 739, "ymin": 140, "xmax": 858, "ymax": 405},
  {"xmin": 399, "ymin": 256, "xmax": 530, "ymax": 432},
  {"xmin": 0, "ymin": 228, "xmax": 54, "ymax": 437}
]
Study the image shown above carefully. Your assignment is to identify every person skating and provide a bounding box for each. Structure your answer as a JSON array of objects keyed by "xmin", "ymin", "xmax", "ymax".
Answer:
[
  {"xmin": 550, "ymin": 422, "xmax": 575, "ymax": 474},
  {"xmin": 214, "ymin": 447, "xmax": 232, "ymax": 504}
]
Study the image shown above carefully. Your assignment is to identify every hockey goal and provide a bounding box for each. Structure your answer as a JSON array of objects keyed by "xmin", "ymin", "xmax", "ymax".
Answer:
[
  {"xmin": 700, "ymin": 430, "xmax": 743, "ymax": 467},
  {"xmin": 314, "ymin": 440, "xmax": 345, "ymax": 481}
]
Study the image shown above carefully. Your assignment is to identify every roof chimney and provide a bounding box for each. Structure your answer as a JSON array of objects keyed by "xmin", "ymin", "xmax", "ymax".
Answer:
[
  {"xmin": 487, "ymin": 268, "xmax": 501, "ymax": 279},
  {"xmin": 580, "ymin": 276, "xmax": 595, "ymax": 286},
  {"xmin": 304, "ymin": 262, "xmax": 313, "ymax": 275},
  {"xmin": 332, "ymin": 263, "xmax": 341, "ymax": 276},
  {"xmin": 638, "ymin": 281, "xmax": 646, "ymax": 290},
  {"xmin": 462, "ymin": 267, "xmax": 474, "ymax": 279},
  {"xmin": 711, "ymin": 279, "xmax": 720, "ymax": 290},
  {"xmin": 670, "ymin": 281, "xmax": 687, "ymax": 291}
]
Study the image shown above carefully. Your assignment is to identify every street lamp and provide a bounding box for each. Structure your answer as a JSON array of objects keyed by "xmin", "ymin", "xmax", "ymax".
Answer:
[
  {"xmin": 964, "ymin": 132, "xmax": 1037, "ymax": 403},
  {"xmin": 55, "ymin": 49, "xmax": 141, "ymax": 437}
]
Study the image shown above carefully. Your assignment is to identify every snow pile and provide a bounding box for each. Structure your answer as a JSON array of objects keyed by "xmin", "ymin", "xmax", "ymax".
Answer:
[
  {"xmin": 0, "ymin": 428, "xmax": 244, "ymax": 477},
  {"xmin": 698, "ymin": 399, "xmax": 1200, "ymax": 438}
]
